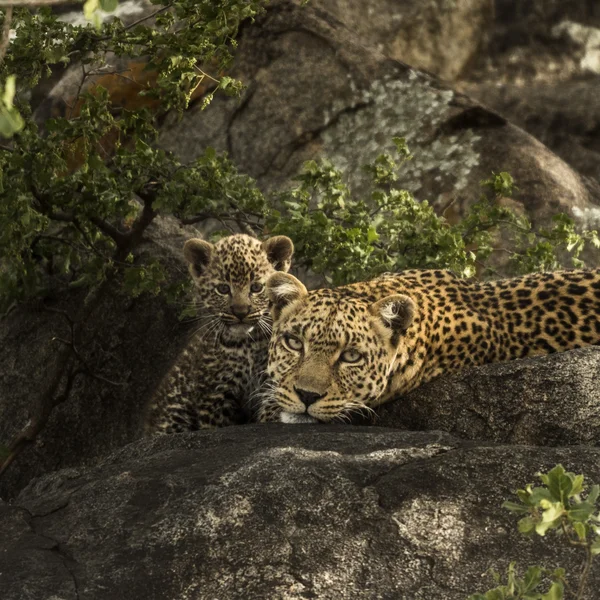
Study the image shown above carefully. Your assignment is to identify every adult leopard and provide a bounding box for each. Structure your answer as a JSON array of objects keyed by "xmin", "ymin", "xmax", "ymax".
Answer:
[{"xmin": 262, "ymin": 269, "xmax": 600, "ymax": 423}]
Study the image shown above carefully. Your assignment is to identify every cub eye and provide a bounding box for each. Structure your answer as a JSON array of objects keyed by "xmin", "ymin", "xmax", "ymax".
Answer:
[
  {"xmin": 282, "ymin": 334, "xmax": 303, "ymax": 352},
  {"xmin": 339, "ymin": 349, "xmax": 363, "ymax": 364},
  {"xmin": 215, "ymin": 283, "xmax": 230, "ymax": 295},
  {"xmin": 250, "ymin": 282, "xmax": 264, "ymax": 294}
]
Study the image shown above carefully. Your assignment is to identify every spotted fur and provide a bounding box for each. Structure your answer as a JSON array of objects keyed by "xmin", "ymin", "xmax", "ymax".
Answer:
[
  {"xmin": 144, "ymin": 233, "xmax": 293, "ymax": 434},
  {"xmin": 263, "ymin": 268, "xmax": 600, "ymax": 423}
]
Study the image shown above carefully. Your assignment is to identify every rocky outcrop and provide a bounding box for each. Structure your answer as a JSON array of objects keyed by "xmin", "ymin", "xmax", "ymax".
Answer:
[
  {"xmin": 461, "ymin": 1, "xmax": 600, "ymax": 189},
  {"xmin": 309, "ymin": 0, "xmax": 493, "ymax": 81},
  {"xmin": 157, "ymin": 0, "xmax": 600, "ymax": 229},
  {"xmin": 376, "ymin": 347, "xmax": 600, "ymax": 446},
  {"xmin": 0, "ymin": 217, "xmax": 193, "ymax": 500},
  {"xmin": 4, "ymin": 0, "xmax": 600, "ymax": 506},
  {"xmin": 2, "ymin": 426, "xmax": 600, "ymax": 600}
]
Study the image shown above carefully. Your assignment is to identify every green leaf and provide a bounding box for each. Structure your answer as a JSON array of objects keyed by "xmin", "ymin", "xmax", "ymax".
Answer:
[
  {"xmin": 2, "ymin": 75, "xmax": 17, "ymax": 107},
  {"xmin": 83, "ymin": 0, "xmax": 99, "ymax": 20},
  {"xmin": 543, "ymin": 465, "xmax": 573, "ymax": 505},
  {"xmin": 523, "ymin": 566, "xmax": 542, "ymax": 592},
  {"xmin": 588, "ymin": 485, "xmax": 599, "ymax": 505},
  {"xmin": 0, "ymin": 105, "xmax": 24, "ymax": 138},
  {"xmin": 541, "ymin": 581, "xmax": 564, "ymax": 600},
  {"xmin": 502, "ymin": 500, "xmax": 529, "ymax": 514},
  {"xmin": 573, "ymin": 521, "xmax": 587, "ymax": 541},
  {"xmin": 568, "ymin": 502, "xmax": 595, "ymax": 522},
  {"xmin": 99, "ymin": 0, "xmax": 118, "ymax": 11},
  {"xmin": 518, "ymin": 516, "xmax": 536, "ymax": 535}
]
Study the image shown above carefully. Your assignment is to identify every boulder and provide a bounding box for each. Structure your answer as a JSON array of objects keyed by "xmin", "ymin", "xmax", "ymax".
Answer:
[
  {"xmin": 376, "ymin": 347, "xmax": 600, "ymax": 446},
  {"xmin": 2, "ymin": 426, "xmax": 600, "ymax": 599},
  {"xmin": 158, "ymin": 0, "xmax": 600, "ymax": 227},
  {"xmin": 309, "ymin": 0, "xmax": 494, "ymax": 81},
  {"xmin": 0, "ymin": 217, "xmax": 193, "ymax": 500},
  {"xmin": 461, "ymin": 79, "xmax": 600, "ymax": 197},
  {"xmin": 460, "ymin": 1, "xmax": 600, "ymax": 189}
]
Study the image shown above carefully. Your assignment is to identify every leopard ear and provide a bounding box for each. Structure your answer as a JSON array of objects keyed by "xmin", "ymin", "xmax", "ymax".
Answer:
[
  {"xmin": 266, "ymin": 272, "xmax": 307, "ymax": 320},
  {"xmin": 370, "ymin": 294, "xmax": 415, "ymax": 344},
  {"xmin": 262, "ymin": 236, "xmax": 294, "ymax": 272},
  {"xmin": 183, "ymin": 238, "xmax": 213, "ymax": 277}
]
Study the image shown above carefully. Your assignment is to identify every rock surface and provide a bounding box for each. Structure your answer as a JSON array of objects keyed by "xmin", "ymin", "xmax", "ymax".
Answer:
[
  {"xmin": 376, "ymin": 347, "xmax": 600, "ymax": 446},
  {"xmin": 0, "ymin": 217, "xmax": 193, "ymax": 500},
  {"xmin": 158, "ymin": 0, "xmax": 600, "ymax": 227},
  {"xmin": 461, "ymin": 0, "xmax": 600, "ymax": 189},
  {"xmin": 2, "ymin": 426, "xmax": 600, "ymax": 600},
  {"xmin": 310, "ymin": 0, "xmax": 493, "ymax": 81}
]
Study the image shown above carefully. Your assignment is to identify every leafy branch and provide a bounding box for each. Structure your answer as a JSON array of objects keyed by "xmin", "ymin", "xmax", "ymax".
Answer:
[{"xmin": 470, "ymin": 465, "xmax": 600, "ymax": 600}]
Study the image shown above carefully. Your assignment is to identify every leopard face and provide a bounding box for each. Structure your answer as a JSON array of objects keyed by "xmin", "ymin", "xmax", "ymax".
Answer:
[
  {"xmin": 185, "ymin": 234, "xmax": 294, "ymax": 343},
  {"xmin": 265, "ymin": 272, "xmax": 414, "ymax": 422}
]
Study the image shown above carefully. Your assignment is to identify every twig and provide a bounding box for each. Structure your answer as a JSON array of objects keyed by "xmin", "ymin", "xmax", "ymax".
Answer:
[
  {"xmin": 68, "ymin": 64, "xmax": 88, "ymax": 120},
  {"xmin": 0, "ymin": 348, "xmax": 78, "ymax": 478},
  {"xmin": 98, "ymin": 2, "xmax": 173, "ymax": 40},
  {"xmin": 194, "ymin": 64, "xmax": 220, "ymax": 84},
  {"xmin": 0, "ymin": 280, "xmax": 110, "ymax": 480},
  {"xmin": 52, "ymin": 336, "xmax": 126, "ymax": 386},
  {"xmin": 577, "ymin": 544, "xmax": 593, "ymax": 600},
  {"xmin": 0, "ymin": 6, "xmax": 12, "ymax": 66},
  {"xmin": 44, "ymin": 306, "xmax": 125, "ymax": 386},
  {"xmin": 0, "ymin": 0, "xmax": 80, "ymax": 5}
]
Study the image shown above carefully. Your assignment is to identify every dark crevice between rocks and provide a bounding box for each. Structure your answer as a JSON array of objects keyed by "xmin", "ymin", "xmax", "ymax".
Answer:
[
  {"xmin": 437, "ymin": 105, "xmax": 508, "ymax": 136},
  {"xmin": 286, "ymin": 537, "xmax": 318, "ymax": 598},
  {"xmin": 16, "ymin": 503, "xmax": 81, "ymax": 600},
  {"xmin": 226, "ymin": 84, "xmax": 257, "ymax": 157},
  {"xmin": 362, "ymin": 443, "xmax": 458, "ymax": 498},
  {"xmin": 257, "ymin": 100, "xmax": 374, "ymax": 180}
]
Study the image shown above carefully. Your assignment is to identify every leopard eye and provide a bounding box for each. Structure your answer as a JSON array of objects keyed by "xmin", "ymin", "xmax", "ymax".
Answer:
[
  {"xmin": 250, "ymin": 282, "xmax": 264, "ymax": 294},
  {"xmin": 282, "ymin": 334, "xmax": 303, "ymax": 352},
  {"xmin": 215, "ymin": 283, "xmax": 231, "ymax": 296},
  {"xmin": 339, "ymin": 349, "xmax": 363, "ymax": 364}
]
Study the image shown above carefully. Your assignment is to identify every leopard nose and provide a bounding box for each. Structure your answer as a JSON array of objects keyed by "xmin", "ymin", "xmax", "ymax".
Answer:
[
  {"xmin": 294, "ymin": 387, "xmax": 325, "ymax": 407},
  {"xmin": 231, "ymin": 305, "xmax": 250, "ymax": 321}
]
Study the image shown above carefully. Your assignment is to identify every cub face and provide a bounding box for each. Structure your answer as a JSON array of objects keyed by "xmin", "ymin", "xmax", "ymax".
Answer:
[
  {"xmin": 184, "ymin": 234, "xmax": 293, "ymax": 341},
  {"xmin": 265, "ymin": 273, "xmax": 415, "ymax": 422}
]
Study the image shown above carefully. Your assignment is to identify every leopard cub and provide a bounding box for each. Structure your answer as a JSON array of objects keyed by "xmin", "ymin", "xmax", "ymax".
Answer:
[{"xmin": 144, "ymin": 233, "xmax": 293, "ymax": 434}]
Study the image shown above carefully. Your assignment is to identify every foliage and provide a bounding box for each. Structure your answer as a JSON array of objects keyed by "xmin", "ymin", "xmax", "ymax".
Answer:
[
  {"xmin": 0, "ymin": 0, "xmax": 599, "ymax": 316},
  {"xmin": 468, "ymin": 563, "xmax": 565, "ymax": 600},
  {"xmin": 267, "ymin": 148, "xmax": 600, "ymax": 286},
  {"xmin": 0, "ymin": 0, "xmax": 271, "ymax": 312},
  {"xmin": 469, "ymin": 465, "xmax": 600, "ymax": 600}
]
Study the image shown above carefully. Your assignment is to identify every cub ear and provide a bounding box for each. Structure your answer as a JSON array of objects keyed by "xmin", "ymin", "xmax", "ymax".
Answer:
[
  {"xmin": 370, "ymin": 294, "xmax": 415, "ymax": 343},
  {"xmin": 183, "ymin": 238, "xmax": 213, "ymax": 277},
  {"xmin": 266, "ymin": 272, "xmax": 307, "ymax": 319},
  {"xmin": 262, "ymin": 236, "xmax": 294, "ymax": 272}
]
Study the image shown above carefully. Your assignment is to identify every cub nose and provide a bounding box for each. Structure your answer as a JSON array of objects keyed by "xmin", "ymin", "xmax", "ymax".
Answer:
[
  {"xmin": 294, "ymin": 387, "xmax": 325, "ymax": 407},
  {"xmin": 231, "ymin": 305, "xmax": 251, "ymax": 321}
]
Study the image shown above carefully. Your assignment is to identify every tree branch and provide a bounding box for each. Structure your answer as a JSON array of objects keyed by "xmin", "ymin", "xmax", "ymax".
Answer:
[
  {"xmin": 0, "ymin": 0, "xmax": 81, "ymax": 5},
  {"xmin": 0, "ymin": 280, "xmax": 110, "ymax": 480},
  {"xmin": 0, "ymin": 6, "xmax": 13, "ymax": 66}
]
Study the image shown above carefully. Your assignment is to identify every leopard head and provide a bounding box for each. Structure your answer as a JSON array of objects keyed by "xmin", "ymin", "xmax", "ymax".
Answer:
[
  {"xmin": 184, "ymin": 234, "xmax": 293, "ymax": 342},
  {"xmin": 265, "ymin": 272, "xmax": 415, "ymax": 421}
]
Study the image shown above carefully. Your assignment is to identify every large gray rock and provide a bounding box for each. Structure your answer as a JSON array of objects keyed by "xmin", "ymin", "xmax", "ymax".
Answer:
[
  {"xmin": 0, "ymin": 217, "xmax": 194, "ymax": 500},
  {"xmin": 377, "ymin": 347, "xmax": 600, "ymax": 446},
  {"xmin": 462, "ymin": 79, "xmax": 600, "ymax": 196},
  {"xmin": 159, "ymin": 0, "xmax": 600, "ymax": 227},
  {"xmin": 310, "ymin": 0, "xmax": 494, "ymax": 81},
  {"xmin": 2, "ymin": 426, "xmax": 600, "ymax": 599},
  {"xmin": 461, "ymin": 1, "xmax": 600, "ymax": 189}
]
